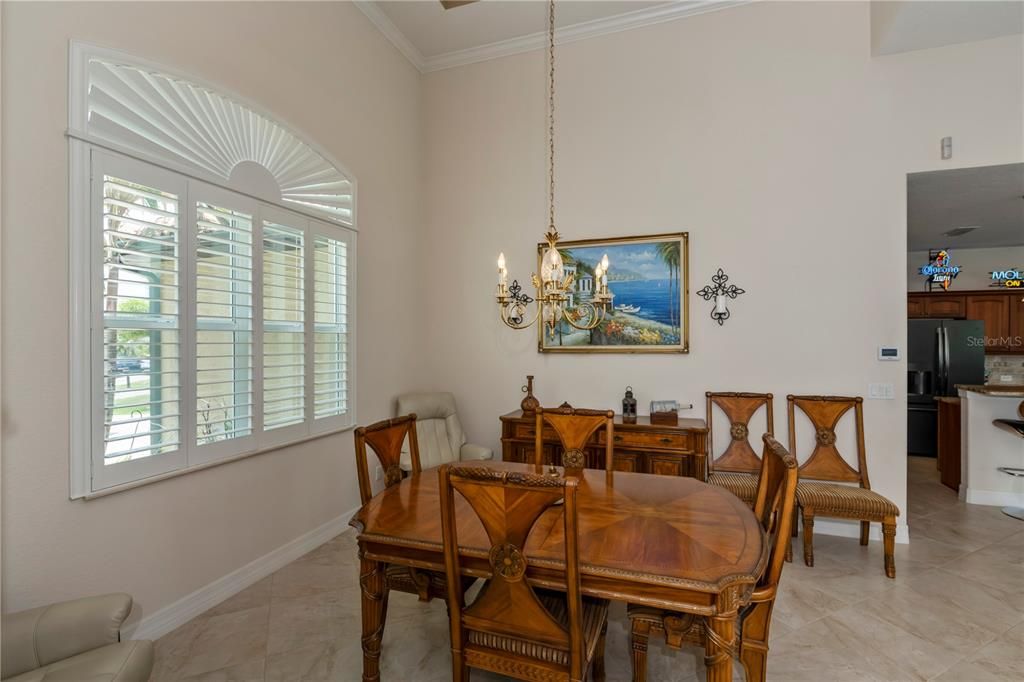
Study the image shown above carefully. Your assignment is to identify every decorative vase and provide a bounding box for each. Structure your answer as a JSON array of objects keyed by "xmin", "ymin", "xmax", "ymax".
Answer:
[{"xmin": 521, "ymin": 375, "xmax": 540, "ymax": 414}]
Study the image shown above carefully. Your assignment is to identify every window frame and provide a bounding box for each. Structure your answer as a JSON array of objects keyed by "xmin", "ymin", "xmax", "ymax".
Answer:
[{"xmin": 71, "ymin": 147, "xmax": 357, "ymax": 498}]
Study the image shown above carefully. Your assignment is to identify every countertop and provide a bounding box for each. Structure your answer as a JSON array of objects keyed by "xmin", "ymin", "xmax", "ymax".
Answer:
[
  {"xmin": 956, "ymin": 385, "xmax": 1024, "ymax": 397},
  {"xmin": 934, "ymin": 396, "xmax": 962, "ymax": 404}
]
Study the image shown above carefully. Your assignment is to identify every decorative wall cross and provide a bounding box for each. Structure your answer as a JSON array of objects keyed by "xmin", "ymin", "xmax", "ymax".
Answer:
[{"xmin": 697, "ymin": 268, "xmax": 745, "ymax": 326}]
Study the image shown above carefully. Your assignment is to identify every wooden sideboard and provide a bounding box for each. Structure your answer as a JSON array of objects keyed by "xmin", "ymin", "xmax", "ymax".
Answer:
[{"xmin": 500, "ymin": 410, "xmax": 709, "ymax": 479}]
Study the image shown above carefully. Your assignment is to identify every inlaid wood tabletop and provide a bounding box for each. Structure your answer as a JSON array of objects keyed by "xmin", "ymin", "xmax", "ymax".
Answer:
[{"xmin": 351, "ymin": 461, "xmax": 767, "ymax": 682}]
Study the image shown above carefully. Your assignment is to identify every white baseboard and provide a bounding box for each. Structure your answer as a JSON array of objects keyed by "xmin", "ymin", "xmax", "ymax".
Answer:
[
  {"xmin": 965, "ymin": 488, "xmax": 1024, "ymax": 507},
  {"xmin": 124, "ymin": 507, "xmax": 358, "ymax": 641},
  {"xmin": 810, "ymin": 517, "xmax": 911, "ymax": 545}
]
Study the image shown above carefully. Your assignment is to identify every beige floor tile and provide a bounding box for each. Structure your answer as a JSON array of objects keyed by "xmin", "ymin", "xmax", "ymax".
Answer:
[
  {"xmin": 934, "ymin": 621, "xmax": 1024, "ymax": 682},
  {"xmin": 266, "ymin": 588, "xmax": 361, "ymax": 656},
  {"xmin": 940, "ymin": 535, "xmax": 1024, "ymax": 602},
  {"xmin": 205, "ymin": 578, "xmax": 272, "ymax": 619},
  {"xmin": 178, "ymin": 657, "xmax": 265, "ymax": 682},
  {"xmin": 172, "ymin": 606, "xmax": 270, "ymax": 679}
]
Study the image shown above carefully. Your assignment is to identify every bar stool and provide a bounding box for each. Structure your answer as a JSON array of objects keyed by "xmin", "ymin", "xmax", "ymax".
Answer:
[{"xmin": 993, "ymin": 399, "xmax": 1024, "ymax": 522}]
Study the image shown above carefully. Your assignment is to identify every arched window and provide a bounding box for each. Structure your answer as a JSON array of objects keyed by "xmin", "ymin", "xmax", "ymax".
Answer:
[{"xmin": 69, "ymin": 43, "xmax": 356, "ymax": 496}]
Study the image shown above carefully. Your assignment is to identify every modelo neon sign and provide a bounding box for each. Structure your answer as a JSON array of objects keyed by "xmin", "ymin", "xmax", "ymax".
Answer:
[
  {"xmin": 919, "ymin": 250, "xmax": 961, "ymax": 290},
  {"xmin": 990, "ymin": 269, "xmax": 1024, "ymax": 288}
]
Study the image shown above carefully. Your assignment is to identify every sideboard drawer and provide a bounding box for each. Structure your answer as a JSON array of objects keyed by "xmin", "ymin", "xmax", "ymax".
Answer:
[
  {"xmin": 513, "ymin": 424, "xmax": 557, "ymax": 441},
  {"xmin": 603, "ymin": 430, "xmax": 690, "ymax": 450}
]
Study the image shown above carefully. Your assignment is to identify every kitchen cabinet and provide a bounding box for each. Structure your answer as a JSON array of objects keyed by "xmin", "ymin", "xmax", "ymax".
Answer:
[
  {"xmin": 1010, "ymin": 293, "xmax": 1024, "ymax": 353},
  {"xmin": 935, "ymin": 397, "xmax": 961, "ymax": 492},
  {"xmin": 907, "ymin": 294, "xmax": 965, "ymax": 319},
  {"xmin": 908, "ymin": 290, "xmax": 1023, "ymax": 353},
  {"xmin": 965, "ymin": 294, "xmax": 1011, "ymax": 352}
]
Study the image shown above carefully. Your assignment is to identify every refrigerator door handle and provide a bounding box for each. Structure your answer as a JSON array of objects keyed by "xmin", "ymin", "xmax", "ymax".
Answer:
[
  {"xmin": 943, "ymin": 325, "xmax": 952, "ymax": 394},
  {"xmin": 936, "ymin": 326, "xmax": 946, "ymax": 394}
]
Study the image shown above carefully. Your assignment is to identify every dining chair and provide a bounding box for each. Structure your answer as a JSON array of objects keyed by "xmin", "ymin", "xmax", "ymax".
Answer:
[
  {"xmin": 354, "ymin": 415, "xmax": 450, "ymax": 607},
  {"xmin": 705, "ymin": 392, "xmax": 774, "ymax": 506},
  {"xmin": 787, "ymin": 395, "xmax": 900, "ymax": 578},
  {"xmin": 439, "ymin": 464, "xmax": 609, "ymax": 682},
  {"xmin": 628, "ymin": 434, "xmax": 799, "ymax": 682},
  {"xmin": 535, "ymin": 406, "xmax": 615, "ymax": 473}
]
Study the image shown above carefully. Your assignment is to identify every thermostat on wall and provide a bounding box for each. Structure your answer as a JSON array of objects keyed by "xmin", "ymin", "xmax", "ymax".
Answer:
[{"xmin": 878, "ymin": 346, "xmax": 900, "ymax": 361}]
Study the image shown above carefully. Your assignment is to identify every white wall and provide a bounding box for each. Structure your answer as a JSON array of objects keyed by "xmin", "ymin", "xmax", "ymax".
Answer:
[
  {"xmin": 908, "ymin": 246, "xmax": 1024, "ymax": 290},
  {"xmin": 1, "ymin": 1, "xmax": 423, "ymax": 621},
  {"xmin": 419, "ymin": 1, "xmax": 1023, "ymax": 539}
]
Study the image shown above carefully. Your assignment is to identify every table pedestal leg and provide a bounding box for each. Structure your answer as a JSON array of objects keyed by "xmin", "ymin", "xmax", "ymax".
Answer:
[{"xmin": 360, "ymin": 552, "xmax": 386, "ymax": 682}]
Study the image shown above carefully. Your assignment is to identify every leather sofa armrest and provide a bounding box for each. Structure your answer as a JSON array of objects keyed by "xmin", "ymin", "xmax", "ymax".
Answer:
[
  {"xmin": 460, "ymin": 443, "xmax": 494, "ymax": 461},
  {"xmin": 1, "ymin": 593, "xmax": 133, "ymax": 679}
]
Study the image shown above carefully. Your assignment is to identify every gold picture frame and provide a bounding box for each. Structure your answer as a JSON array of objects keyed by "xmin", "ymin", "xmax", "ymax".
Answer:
[{"xmin": 537, "ymin": 232, "xmax": 689, "ymax": 353}]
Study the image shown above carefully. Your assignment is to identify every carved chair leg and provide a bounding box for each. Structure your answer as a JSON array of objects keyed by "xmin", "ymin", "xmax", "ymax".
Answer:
[
  {"xmin": 451, "ymin": 649, "xmax": 469, "ymax": 682},
  {"xmin": 631, "ymin": 618, "xmax": 651, "ymax": 682},
  {"xmin": 882, "ymin": 516, "xmax": 897, "ymax": 579},
  {"xmin": 859, "ymin": 521, "xmax": 870, "ymax": 546},
  {"xmin": 801, "ymin": 508, "xmax": 815, "ymax": 568},
  {"xmin": 592, "ymin": 620, "xmax": 608, "ymax": 682}
]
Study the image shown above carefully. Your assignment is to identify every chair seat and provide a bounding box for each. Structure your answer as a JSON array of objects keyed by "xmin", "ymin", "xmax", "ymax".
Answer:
[
  {"xmin": 467, "ymin": 590, "xmax": 609, "ymax": 668},
  {"xmin": 796, "ymin": 481, "xmax": 899, "ymax": 519},
  {"xmin": 384, "ymin": 564, "xmax": 448, "ymax": 599},
  {"xmin": 707, "ymin": 472, "xmax": 758, "ymax": 504}
]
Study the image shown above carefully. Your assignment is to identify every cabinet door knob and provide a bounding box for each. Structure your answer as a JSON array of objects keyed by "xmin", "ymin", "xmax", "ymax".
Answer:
[{"xmin": 613, "ymin": 435, "xmax": 622, "ymax": 442}]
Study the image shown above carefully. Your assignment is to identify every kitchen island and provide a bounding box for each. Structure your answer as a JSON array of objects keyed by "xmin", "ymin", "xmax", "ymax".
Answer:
[{"xmin": 957, "ymin": 385, "xmax": 1024, "ymax": 507}]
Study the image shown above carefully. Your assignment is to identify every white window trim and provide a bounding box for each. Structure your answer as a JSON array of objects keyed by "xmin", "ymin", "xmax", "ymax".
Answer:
[{"xmin": 68, "ymin": 43, "xmax": 358, "ymax": 499}]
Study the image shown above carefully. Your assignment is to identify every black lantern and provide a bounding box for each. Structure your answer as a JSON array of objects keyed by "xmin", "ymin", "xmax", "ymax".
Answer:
[{"xmin": 622, "ymin": 386, "xmax": 637, "ymax": 423}]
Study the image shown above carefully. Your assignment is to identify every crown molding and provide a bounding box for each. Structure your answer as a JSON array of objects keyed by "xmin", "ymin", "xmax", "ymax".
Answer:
[
  {"xmin": 354, "ymin": 0, "xmax": 427, "ymax": 71},
  {"xmin": 357, "ymin": 1, "xmax": 752, "ymax": 74}
]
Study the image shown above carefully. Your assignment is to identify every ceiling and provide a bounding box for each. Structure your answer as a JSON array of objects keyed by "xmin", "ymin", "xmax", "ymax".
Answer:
[
  {"xmin": 872, "ymin": 1, "xmax": 1024, "ymax": 56},
  {"xmin": 359, "ymin": 1, "xmax": 1024, "ymax": 72},
  {"xmin": 907, "ymin": 164, "xmax": 1024, "ymax": 251},
  {"xmin": 356, "ymin": 0, "xmax": 748, "ymax": 71}
]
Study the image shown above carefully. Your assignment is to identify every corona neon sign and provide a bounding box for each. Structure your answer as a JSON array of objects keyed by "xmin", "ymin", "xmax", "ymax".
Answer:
[{"xmin": 919, "ymin": 250, "xmax": 961, "ymax": 290}]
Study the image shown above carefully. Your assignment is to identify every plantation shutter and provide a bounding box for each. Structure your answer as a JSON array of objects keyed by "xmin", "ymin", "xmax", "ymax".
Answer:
[
  {"xmin": 195, "ymin": 200, "xmax": 255, "ymax": 447},
  {"xmin": 313, "ymin": 234, "xmax": 350, "ymax": 422},
  {"xmin": 100, "ymin": 173, "xmax": 182, "ymax": 466},
  {"xmin": 262, "ymin": 220, "xmax": 306, "ymax": 431}
]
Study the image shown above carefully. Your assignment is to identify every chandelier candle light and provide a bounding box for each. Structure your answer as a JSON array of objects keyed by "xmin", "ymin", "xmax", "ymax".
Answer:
[{"xmin": 495, "ymin": 0, "xmax": 612, "ymax": 336}]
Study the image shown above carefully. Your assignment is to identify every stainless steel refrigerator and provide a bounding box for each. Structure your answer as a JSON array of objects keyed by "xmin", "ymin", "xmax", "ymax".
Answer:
[{"xmin": 907, "ymin": 319, "xmax": 985, "ymax": 456}]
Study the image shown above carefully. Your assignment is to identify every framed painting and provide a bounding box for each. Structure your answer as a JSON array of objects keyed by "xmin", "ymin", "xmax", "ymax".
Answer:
[{"xmin": 537, "ymin": 232, "xmax": 689, "ymax": 353}]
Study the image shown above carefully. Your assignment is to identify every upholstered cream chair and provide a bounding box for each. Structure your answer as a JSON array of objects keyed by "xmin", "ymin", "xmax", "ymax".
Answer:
[
  {"xmin": 1, "ymin": 593, "xmax": 153, "ymax": 682},
  {"xmin": 396, "ymin": 392, "xmax": 492, "ymax": 470}
]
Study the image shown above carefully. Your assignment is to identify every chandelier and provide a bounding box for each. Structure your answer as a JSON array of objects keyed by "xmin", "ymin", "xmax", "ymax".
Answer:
[{"xmin": 495, "ymin": 0, "xmax": 612, "ymax": 337}]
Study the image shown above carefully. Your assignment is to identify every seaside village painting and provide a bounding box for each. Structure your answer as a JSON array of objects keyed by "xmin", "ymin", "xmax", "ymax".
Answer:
[{"xmin": 541, "ymin": 234, "xmax": 688, "ymax": 352}]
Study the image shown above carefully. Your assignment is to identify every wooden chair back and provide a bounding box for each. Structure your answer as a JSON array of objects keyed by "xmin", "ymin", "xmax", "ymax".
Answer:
[
  {"xmin": 706, "ymin": 392, "xmax": 774, "ymax": 475},
  {"xmin": 535, "ymin": 406, "xmax": 614, "ymax": 472},
  {"xmin": 787, "ymin": 395, "xmax": 869, "ymax": 487},
  {"xmin": 753, "ymin": 434, "xmax": 799, "ymax": 592},
  {"xmin": 439, "ymin": 465, "xmax": 586, "ymax": 680},
  {"xmin": 354, "ymin": 414, "xmax": 420, "ymax": 505}
]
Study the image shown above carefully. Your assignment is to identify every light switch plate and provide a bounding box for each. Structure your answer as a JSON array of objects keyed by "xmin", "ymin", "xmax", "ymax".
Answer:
[
  {"xmin": 868, "ymin": 383, "xmax": 895, "ymax": 399},
  {"xmin": 375, "ymin": 465, "xmax": 383, "ymax": 481}
]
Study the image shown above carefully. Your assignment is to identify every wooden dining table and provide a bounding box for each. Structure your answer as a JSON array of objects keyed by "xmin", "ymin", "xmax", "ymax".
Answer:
[{"xmin": 350, "ymin": 461, "xmax": 767, "ymax": 682}]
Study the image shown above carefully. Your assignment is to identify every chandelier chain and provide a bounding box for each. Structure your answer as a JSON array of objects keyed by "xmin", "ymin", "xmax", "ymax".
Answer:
[{"xmin": 548, "ymin": 0, "xmax": 556, "ymax": 239}]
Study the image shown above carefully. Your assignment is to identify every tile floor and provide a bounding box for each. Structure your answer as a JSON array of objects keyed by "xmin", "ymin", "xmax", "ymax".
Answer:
[{"xmin": 151, "ymin": 457, "xmax": 1024, "ymax": 681}]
